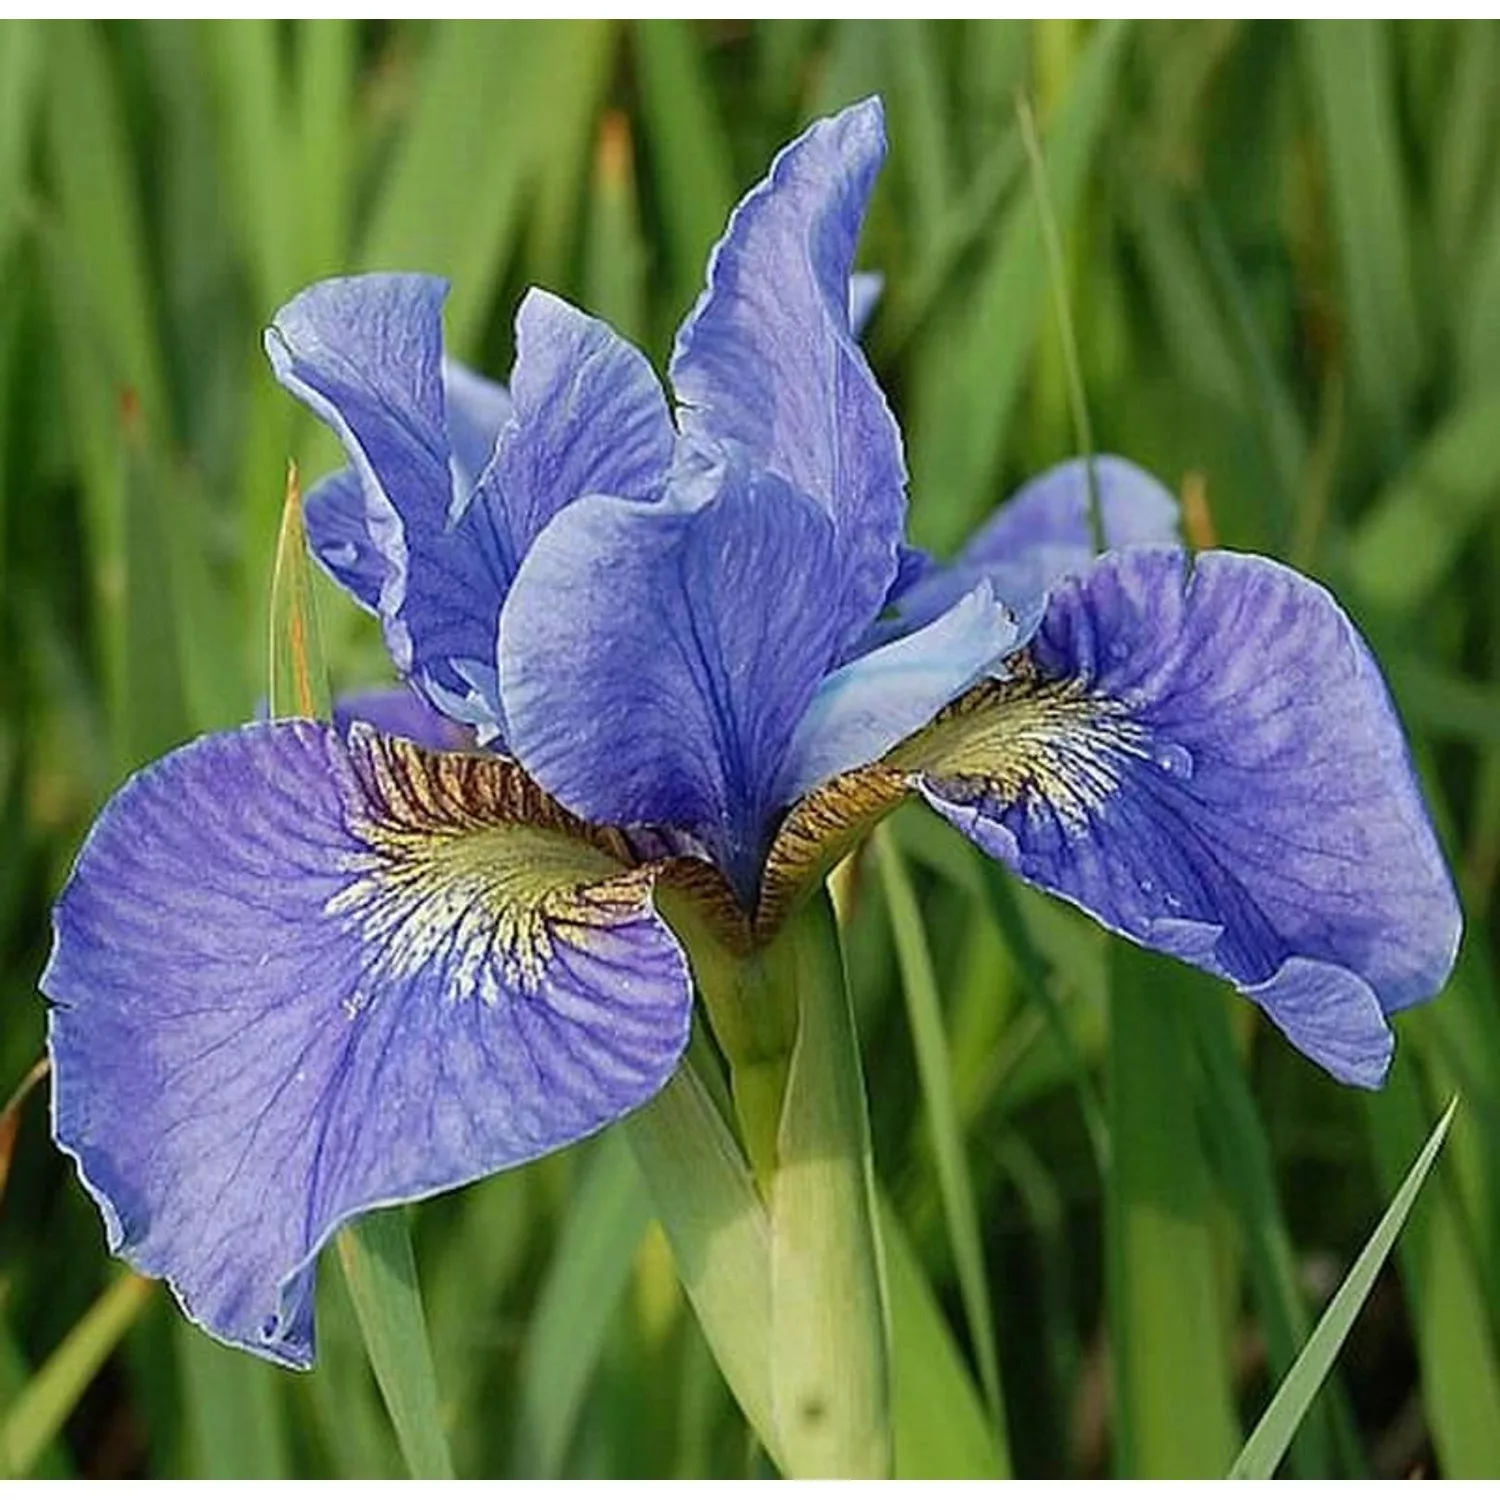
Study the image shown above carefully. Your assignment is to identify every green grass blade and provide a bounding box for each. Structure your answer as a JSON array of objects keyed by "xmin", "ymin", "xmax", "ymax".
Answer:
[
  {"xmin": 1188, "ymin": 998, "xmax": 1363, "ymax": 1477},
  {"xmin": 0, "ymin": 19, "xmax": 41, "ymax": 269},
  {"xmin": 0, "ymin": 1274, "xmax": 154, "ymax": 1477},
  {"xmin": 359, "ymin": 21, "xmax": 541, "ymax": 354},
  {"xmin": 1347, "ymin": 387, "xmax": 1500, "ymax": 617},
  {"xmin": 1300, "ymin": 20, "xmax": 1423, "ymax": 460},
  {"xmin": 176, "ymin": 1325, "xmax": 290, "ymax": 1479},
  {"xmin": 335, "ymin": 1213, "xmax": 454, "ymax": 1480},
  {"xmin": 624, "ymin": 1031, "xmax": 780, "ymax": 1466},
  {"xmin": 767, "ymin": 889, "xmax": 891, "ymax": 1478},
  {"xmin": 1231, "ymin": 1097, "xmax": 1459, "ymax": 1480},
  {"xmin": 513, "ymin": 1136, "xmax": 654, "ymax": 1476},
  {"xmin": 203, "ymin": 20, "xmax": 291, "ymax": 311},
  {"xmin": 43, "ymin": 21, "xmax": 169, "ymax": 427},
  {"xmin": 1108, "ymin": 943, "xmax": 1238, "ymax": 1477},
  {"xmin": 294, "ymin": 20, "xmax": 356, "ymax": 281},
  {"xmin": 973, "ymin": 852, "xmax": 1109, "ymax": 1169},
  {"xmin": 874, "ymin": 827, "xmax": 1007, "ymax": 1438},
  {"xmin": 583, "ymin": 112, "xmax": 648, "ymax": 347},
  {"xmin": 910, "ymin": 19, "xmax": 1128, "ymax": 550},
  {"xmin": 1367, "ymin": 1056, "xmax": 1500, "ymax": 1478},
  {"xmin": 880, "ymin": 1195, "xmax": 1009, "ymax": 1479},
  {"xmin": 633, "ymin": 20, "xmax": 735, "ymax": 328}
]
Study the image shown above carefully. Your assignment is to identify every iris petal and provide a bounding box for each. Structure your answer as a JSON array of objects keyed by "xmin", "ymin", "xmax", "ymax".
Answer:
[
  {"xmin": 871, "ymin": 456, "xmax": 1180, "ymax": 648},
  {"xmin": 500, "ymin": 469, "xmax": 843, "ymax": 897},
  {"xmin": 473, "ymin": 286, "xmax": 674, "ymax": 568},
  {"xmin": 442, "ymin": 357, "xmax": 513, "ymax": 492},
  {"xmin": 671, "ymin": 97, "xmax": 906, "ymax": 656},
  {"xmin": 271, "ymin": 277, "xmax": 673, "ymax": 743},
  {"xmin": 302, "ymin": 360, "xmax": 513, "ymax": 619},
  {"xmin": 776, "ymin": 582, "xmax": 1018, "ymax": 807},
  {"xmin": 332, "ymin": 685, "xmax": 473, "ymax": 751},
  {"xmin": 893, "ymin": 546, "xmax": 1460, "ymax": 1087},
  {"xmin": 42, "ymin": 721, "xmax": 692, "ymax": 1366}
]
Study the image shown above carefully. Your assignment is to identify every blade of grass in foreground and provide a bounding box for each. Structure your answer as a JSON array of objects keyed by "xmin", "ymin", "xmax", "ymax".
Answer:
[
  {"xmin": 1108, "ymin": 942, "xmax": 1238, "ymax": 1477},
  {"xmin": 512, "ymin": 1136, "xmax": 654, "ymax": 1477},
  {"xmin": 874, "ymin": 827, "xmax": 1007, "ymax": 1443},
  {"xmin": 0, "ymin": 1275, "xmax": 154, "ymax": 1478},
  {"xmin": 1230, "ymin": 1097, "xmax": 1459, "ymax": 1480},
  {"xmin": 268, "ymin": 466, "xmax": 453, "ymax": 1480}
]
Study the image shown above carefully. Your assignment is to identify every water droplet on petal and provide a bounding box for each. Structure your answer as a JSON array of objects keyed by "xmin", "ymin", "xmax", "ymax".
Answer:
[{"xmin": 1153, "ymin": 742, "xmax": 1195, "ymax": 779}]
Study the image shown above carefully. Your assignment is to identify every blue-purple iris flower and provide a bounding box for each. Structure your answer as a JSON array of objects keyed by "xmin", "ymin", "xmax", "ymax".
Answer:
[{"xmin": 42, "ymin": 98, "xmax": 1460, "ymax": 1368}]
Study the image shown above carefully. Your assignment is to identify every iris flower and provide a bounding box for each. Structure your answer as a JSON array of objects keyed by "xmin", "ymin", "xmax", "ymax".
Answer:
[{"xmin": 43, "ymin": 98, "xmax": 1459, "ymax": 1369}]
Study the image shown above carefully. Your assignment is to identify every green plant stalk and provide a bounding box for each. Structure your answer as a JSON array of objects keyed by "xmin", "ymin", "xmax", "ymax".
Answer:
[
  {"xmin": 766, "ymin": 889, "xmax": 892, "ymax": 1477},
  {"xmin": 643, "ymin": 889, "xmax": 892, "ymax": 1476}
]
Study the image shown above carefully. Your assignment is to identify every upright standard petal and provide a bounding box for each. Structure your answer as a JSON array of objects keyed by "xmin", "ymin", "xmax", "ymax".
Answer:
[
  {"xmin": 891, "ymin": 547, "xmax": 1460, "ymax": 1087},
  {"xmin": 671, "ymin": 98, "xmax": 906, "ymax": 655},
  {"xmin": 443, "ymin": 358, "xmax": 513, "ymax": 492},
  {"xmin": 471, "ymin": 287, "xmax": 674, "ymax": 568},
  {"xmin": 270, "ymin": 277, "xmax": 674, "ymax": 741},
  {"xmin": 500, "ymin": 471, "xmax": 844, "ymax": 898},
  {"xmin": 872, "ymin": 456, "xmax": 1181, "ymax": 648},
  {"xmin": 43, "ymin": 722, "xmax": 692, "ymax": 1366},
  {"xmin": 266, "ymin": 274, "xmax": 507, "ymax": 731}
]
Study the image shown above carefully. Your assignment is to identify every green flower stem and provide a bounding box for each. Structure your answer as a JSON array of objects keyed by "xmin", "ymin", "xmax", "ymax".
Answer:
[
  {"xmin": 642, "ymin": 888, "xmax": 892, "ymax": 1476},
  {"xmin": 765, "ymin": 889, "xmax": 892, "ymax": 1477}
]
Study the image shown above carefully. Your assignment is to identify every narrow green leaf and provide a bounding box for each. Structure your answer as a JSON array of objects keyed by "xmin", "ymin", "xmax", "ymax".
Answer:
[
  {"xmin": 294, "ymin": 20, "xmax": 356, "ymax": 280},
  {"xmin": 117, "ymin": 397, "xmax": 193, "ymax": 771},
  {"xmin": 973, "ymin": 852, "xmax": 1109, "ymax": 1169},
  {"xmin": 1108, "ymin": 943, "xmax": 1238, "ymax": 1477},
  {"xmin": 874, "ymin": 827, "xmax": 1007, "ymax": 1440},
  {"xmin": 583, "ymin": 112, "xmax": 648, "ymax": 347},
  {"xmin": 910, "ymin": 19, "xmax": 1128, "ymax": 550},
  {"xmin": 523, "ymin": 21, "xmax": 615, "ymax": 279},
  {"xmin": 43, "ymin": 21, "xmax": 169, "ymax": 428},
  {"xmin": 359, "ymin": 21, "xmax": 541, "ymax": 354},
  {"xmin": 1231, "ymin": 1097, "xmax": 1459, "ymax": 1480},
  {"xmin": 0, "ymin": 1274, "xmax": 154, "ymax": 1477},
  {"xmin": 0, "ymin": 20, "xmax": 41, "ymax": 269},
  {"xmin": 176, "ymin": 1324, "xmax": 290, "ymax": 1479},
  {"xmin": 633, "ymin": 20, "xmax": 736, "ymax": 325},
  {"xmin": 513, "ymin": 1135, "xmax": 654, "ymax": 1477},
  {"xmin": 624, "ymin": 1032, "xmax": 780, "ymax": 1467},
  {"xmin": 202, "ymin": 20, "xmax": 292, "ymax": 311},
  {"xmin": 0, "ymin": 1316, "xmax": 69, "ymax": 1478},
  {"xmin": 1124, "ymin": 180, "xmax": 1244, "ymax": 414},
  {"xmin": 881, "ymin": 21, "xmax": 956, "ymax": 248},
  {"xmin": 1300, "ymin": 20, "xmax": 1424, "ymax": 458},
  {"xmin": 880, "ymin": 1196, "xmax": 1009, "ymax": 1479},
  {"xmin": 1189, "ymin": 196, "xmax": 1308, "ymax": 535},
  {"xmin": 1347, "ymin": 388, "xmax": 1500, "ymax": 616},
  {"xmin": 1188, "ymin": 999, "xmax": 1363, "ymax": 1477},
  {"xmin": 1367, "ymin": 1060, "xmax": 1500, "ymax": 1478},
  {"xmin": 335, "ymin": 1213, "xmax": 454, "ymax": 1480}
]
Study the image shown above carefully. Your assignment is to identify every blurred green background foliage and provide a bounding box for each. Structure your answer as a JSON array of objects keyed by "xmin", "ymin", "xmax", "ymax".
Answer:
[{"xmin": 0, "ymin": 17, "xmax": 1497, "ymax": 1478}]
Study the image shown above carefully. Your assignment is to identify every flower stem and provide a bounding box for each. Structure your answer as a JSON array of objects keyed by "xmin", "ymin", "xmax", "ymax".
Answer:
[{"xmin": 683, "ymin": 891, "xmax": 893, "ymax": 1476}]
